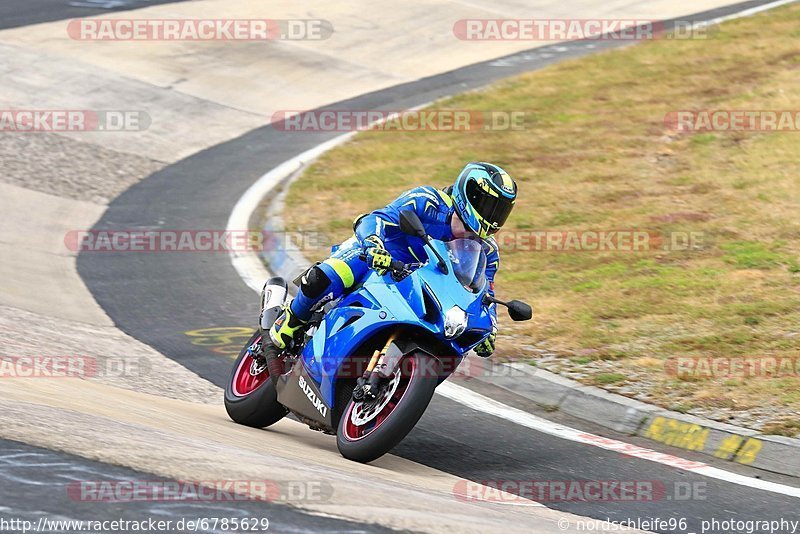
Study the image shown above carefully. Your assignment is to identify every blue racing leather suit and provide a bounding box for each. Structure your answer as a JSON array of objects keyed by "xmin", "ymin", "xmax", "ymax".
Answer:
[{"xmin": 288, "ymin": 186, "xmax": 500, "ymax": 325}]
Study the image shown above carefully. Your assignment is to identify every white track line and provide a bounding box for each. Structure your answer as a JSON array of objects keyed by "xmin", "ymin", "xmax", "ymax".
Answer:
[
  {"xmin": 696, "ymin": 0, "xmax": 798, "ymax": 27},
  {"xmin": 227, "ymin": 131, "xmax": 356, "ymax": 292},
  {"xmin": 438, "ymin": 382, "xmax": 800, "ymax": 499},
  {"xmin": 227, "ymin": 107, "xmax": 430, "ymax": 292},
  {"xmin": 227, "ymin": 0, "xmax": 800, "ymax": 503}
]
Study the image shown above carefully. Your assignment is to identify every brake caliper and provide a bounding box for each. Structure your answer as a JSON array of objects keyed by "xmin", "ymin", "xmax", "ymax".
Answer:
[
  {"xmin": 246, "ymin": 339, "xmax": 263, "ymax": 361},
  {"xmin": 352, "ymin": 377, "xmax": 379, "ymax": 402}
]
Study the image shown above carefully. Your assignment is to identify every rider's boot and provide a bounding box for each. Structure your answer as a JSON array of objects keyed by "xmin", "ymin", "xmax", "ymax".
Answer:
[{"xmin": 261, "ymin": 305, "xmax": 307, "ymax": 386}]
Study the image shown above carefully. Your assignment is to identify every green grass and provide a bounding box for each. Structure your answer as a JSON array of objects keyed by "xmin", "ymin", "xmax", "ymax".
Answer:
[
  {"xmin": 720, "ymin": 241, "xmax": 793, "ymax": 269},
  {"xmin": 282, "ymin": 5, "xmax": 800, "ymax": 426},
  {"xmin": 593, "ymin": 373, "xmax": 627, "ymax": 385}
]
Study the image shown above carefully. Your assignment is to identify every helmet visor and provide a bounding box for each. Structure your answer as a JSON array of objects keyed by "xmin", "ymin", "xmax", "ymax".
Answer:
[{"xmin": 465, "ymin": 180, "xmax": 514, "ymax": 233}]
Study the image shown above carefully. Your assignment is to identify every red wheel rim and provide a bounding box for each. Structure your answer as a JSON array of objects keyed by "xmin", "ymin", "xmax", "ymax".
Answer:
[
  {"xmin": 232, "ymin": 335, "xmax": 269, "ymax": 397},
  {"xmin": 343, "ymin": 356, "xmax": 415, "ymax": 441}
]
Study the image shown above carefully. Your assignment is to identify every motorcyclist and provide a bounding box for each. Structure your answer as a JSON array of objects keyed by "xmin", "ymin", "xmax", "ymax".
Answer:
[{"xmin": 261, "ymin": 161, "xmax": 517, "ymax": 368}]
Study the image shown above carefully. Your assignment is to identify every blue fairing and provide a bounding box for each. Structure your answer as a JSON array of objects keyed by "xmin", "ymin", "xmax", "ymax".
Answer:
[{"xmin": 302, "ymin": 239, "xmax": 495, "ymax": 407}]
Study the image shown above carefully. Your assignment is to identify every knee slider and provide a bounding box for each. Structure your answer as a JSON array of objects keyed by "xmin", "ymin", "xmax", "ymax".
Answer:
[{"xmin": 300, "ymin": 265, "xmax": 331, "ymax": 299}]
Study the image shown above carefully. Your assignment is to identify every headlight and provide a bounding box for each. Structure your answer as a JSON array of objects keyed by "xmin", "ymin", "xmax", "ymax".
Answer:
[{"xmin": 444, "ymin": 306, "xmax": 468, "ymax": 339}]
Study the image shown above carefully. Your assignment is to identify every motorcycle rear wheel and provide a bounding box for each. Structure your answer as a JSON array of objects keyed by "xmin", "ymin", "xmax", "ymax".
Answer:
[{"xmin": 224, "ymin": 330, "xmax": 288, "ymax": 428}]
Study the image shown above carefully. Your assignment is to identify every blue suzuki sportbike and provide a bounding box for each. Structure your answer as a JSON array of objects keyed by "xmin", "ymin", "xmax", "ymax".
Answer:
[{"xmin": 224, "ymin": 211, "xmax": 531, "ymax": 463}]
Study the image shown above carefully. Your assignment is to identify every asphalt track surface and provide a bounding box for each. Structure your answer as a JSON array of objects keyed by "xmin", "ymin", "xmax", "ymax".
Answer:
[
  {"xmin": 0, "ymin": 439, "xmax": 389, "ymax": 533},
  {"xmin": 0, "ymin": 0, "xmax": 189, "ymax": 31},
  {"xmin": 72, "ymin": 0, "xmax": 799, "ymax": 532}
]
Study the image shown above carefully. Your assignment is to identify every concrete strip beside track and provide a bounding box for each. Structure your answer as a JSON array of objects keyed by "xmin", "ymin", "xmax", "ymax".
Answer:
[{"xmin": 0, "ymin": 183, "xmax": 109, "ymax": 324}]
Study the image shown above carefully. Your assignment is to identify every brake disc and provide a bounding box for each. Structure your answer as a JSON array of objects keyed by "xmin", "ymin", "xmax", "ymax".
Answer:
[{"xmin": 349, "ymin": 368, "xmax": 402, "ymax": 426}]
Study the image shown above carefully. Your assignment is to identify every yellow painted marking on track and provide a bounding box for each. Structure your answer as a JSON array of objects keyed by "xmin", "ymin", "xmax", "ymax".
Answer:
[
  {"xmin": 734, "ymin": 437, "xmax": 762, "ymax": 465},
  {"xmin": 713, "ymin": 434, "xmax": 744, "ymax": 460},
  {"xmin": 643, "ymin": 416, "xmax": 709, "ymax": 452},
  {"xmin": 184, "ymin": 326, "xmax": 254, "ymax": 359},
  {"xmin": 644, "ymin": 417, "xmax": 763, "ymax": 464}
]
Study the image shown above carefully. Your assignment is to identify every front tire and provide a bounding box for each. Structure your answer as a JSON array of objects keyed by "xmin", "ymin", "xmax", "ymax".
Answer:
[
  {"xmin": 224, "ymin": 330, "xmax": 288, "ymax": 428},
  {"xmin": 337, "ymin": 352, "xmax": 438, "ymax": 463}
]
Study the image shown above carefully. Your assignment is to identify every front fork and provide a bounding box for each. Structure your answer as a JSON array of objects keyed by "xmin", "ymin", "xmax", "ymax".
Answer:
[{"xmin": 352, "ymin": 331, "xmax": 398, "ymax": 401}]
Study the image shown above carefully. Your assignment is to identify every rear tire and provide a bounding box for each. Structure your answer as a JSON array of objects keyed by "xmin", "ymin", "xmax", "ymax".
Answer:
[
  {"xmin": 224, "ymin": 330, "xmax": 288, "ymax": 428},
  {"xmin": 336, "ymin": 352, "xmax": 438, "ymax": 463}
]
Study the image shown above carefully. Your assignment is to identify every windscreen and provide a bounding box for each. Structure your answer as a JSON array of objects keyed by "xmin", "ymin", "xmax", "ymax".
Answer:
[{"xmin": 445, "ymin": 239, "xmax": 487, "ymax": 293}]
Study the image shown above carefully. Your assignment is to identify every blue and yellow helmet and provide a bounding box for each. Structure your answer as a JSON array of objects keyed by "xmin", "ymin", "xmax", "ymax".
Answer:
[{"xmin": 452, "ymin": 162, "xmax": 517, "ymax": 239}]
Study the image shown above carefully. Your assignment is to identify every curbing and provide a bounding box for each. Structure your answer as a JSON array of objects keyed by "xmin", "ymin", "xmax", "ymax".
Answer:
[{"xmin": 475, "ymin": 361, "xmax": 800, "ymax": 477}]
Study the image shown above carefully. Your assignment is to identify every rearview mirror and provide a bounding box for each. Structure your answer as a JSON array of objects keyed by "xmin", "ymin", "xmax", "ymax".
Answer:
[
  {"xmin": 507, "ymin": 300, "xmax": 532, "ymax": 321},
  {"xmin": 399, "ymin": 210, "xmax": 427, "ymax": 238}
]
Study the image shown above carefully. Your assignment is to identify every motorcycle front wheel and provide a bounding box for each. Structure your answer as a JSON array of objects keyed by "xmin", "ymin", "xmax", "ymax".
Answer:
[{"xmin": 336, "ymin": 352, "xmax": 438, "ymax": 463}]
